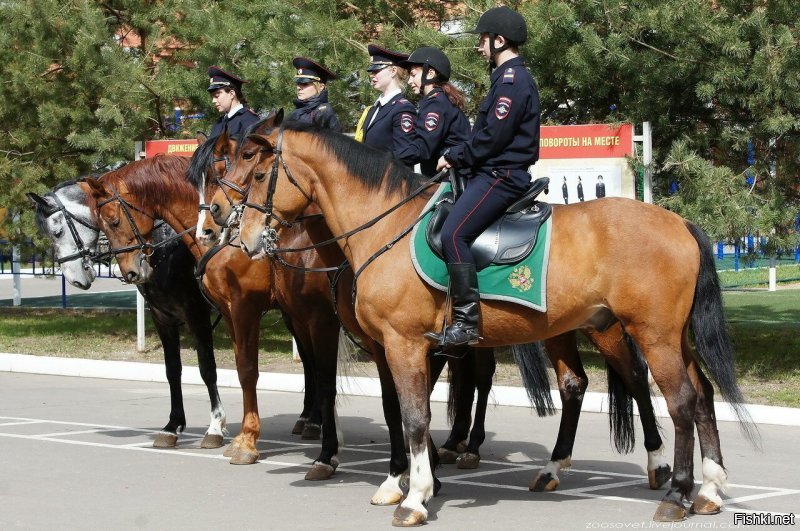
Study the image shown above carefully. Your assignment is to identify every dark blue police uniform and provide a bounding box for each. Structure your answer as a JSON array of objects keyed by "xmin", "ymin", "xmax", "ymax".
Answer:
[
  {"xmin": 288, "ymin": 57, "xmax": 341, "ymax": 132},
  {"xmin": 395, "ymin": 87, "xmax": 470, "ymax": 177},
  {"xmin": 358, "ymin": 45, "xmax": 417, "ymax": 159},
  {"xmin": 362, "ymin": 92, "xmax": 417, "ymax": 159},
  {"xmin": 207, "ymin": 66, "xmax": 260, "ymax": 139},
  {"xmin": 441, "ymin": 56, "xmax": 540, "ymax": 264}
]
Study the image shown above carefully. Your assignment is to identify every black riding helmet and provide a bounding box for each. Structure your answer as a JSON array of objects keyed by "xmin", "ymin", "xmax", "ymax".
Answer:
[
  {"xmin": 468, "ymin": 6, "xmax": 528, "ymax": 70},
  {"xmin": 403, "ymin": 46, "xmax": 451, "ymax": 91}
]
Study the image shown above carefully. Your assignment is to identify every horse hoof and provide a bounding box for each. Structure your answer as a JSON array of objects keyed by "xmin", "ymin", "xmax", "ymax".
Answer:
[
  {"xmin": 392, "ymin": 505, "xmax": 426, "ymax": 527},
  {"xmin": 437, "ymin": 447, "xmax": 459, "ymax": 464},
  {"xmin": 649, "ymin": 464, "xmax": 672, "ymax": 489},
  {"xmin": 153, "ymin": 432, "xmax": 178, "ymax": 448},
  {"xmin": 458, "ymin": 452, "xmax": 481, "ymax": 469},
  {"xmin": 305, "ymin": 462, "xmax": 336, "ymax": 481},
  {"xmin": 292, "ymin": 418, "xmax": 306, "ymax": 435},
  {"xmin": 229, "ymin": 449, "xmax": 260, "ymax": 465},
  {"xmin": 690, "ymin": 495, "xmax": 722, "ymax": 515},
  {"xmin": 301, "ymin": 423, "xmax": 321, "ymax": 440},
  {"xmin": 455, "ymin": 440, "xmax": 468, "ymax": 453},
  {"xmin": 653, "ymin": 499, "xmax": 687, "ymax": 522},
  {"xmin": 370, "ymin": 489, "xmax": 403, "ymax": 506},
  {"xmin": 529, "ymin": 472, "xmax": 559, "ymax": 492},
  {"xmin": 200, "ymin": 434, "xmax": 224, "ymax": 449},
  {"xmin": 223, "ymin": 441, "xmax": 241, "ymax": 458}
]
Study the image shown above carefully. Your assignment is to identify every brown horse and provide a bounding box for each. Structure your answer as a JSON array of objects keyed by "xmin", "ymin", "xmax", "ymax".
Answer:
[
  {"xmin": 203, "ymin": 118, "xmax": 676, "ymax": 491},
  {"xmin": 82, "ymin": 153, "xmax": 350, "ymax": 479},
  {"xmin": 233, "ymin": 121, "xmax": 758, "ymax": 526}
]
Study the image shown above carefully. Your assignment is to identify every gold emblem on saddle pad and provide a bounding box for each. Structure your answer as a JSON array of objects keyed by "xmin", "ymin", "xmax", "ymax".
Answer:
[{"xmin": 508, "ymin": 265, "xmax": 533, "ymax": 292}]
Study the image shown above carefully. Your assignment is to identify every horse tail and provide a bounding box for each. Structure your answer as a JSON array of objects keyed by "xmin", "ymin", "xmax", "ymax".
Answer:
[
  {"xmin": 685, "ymin": 222, "xmax": 760, "ymax": 448},
  {"xmin": 446, "ymin": 350, "xmax": 476, "ymax": 424},
  {"xmin": 606, "ymin": 362, "xmax": 635, "ymax": 454},
  {"xmin": 446, "ymin": 361, "xmax": 458, "ymax": 425},
  {"xmin": 512, "ymin": 342, "xmax": 556, "ymax": 417}
]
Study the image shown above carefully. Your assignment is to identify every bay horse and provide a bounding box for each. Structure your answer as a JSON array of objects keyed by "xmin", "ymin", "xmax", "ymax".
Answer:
[
  {"xmin": 28, "ymin": 181, "xmax": 226, "ymax": 449},
  {"xmin": 79, "ymin": 154, "xmax": 350, "ymax": 478},
  {"xmin": 233, "ymin": 121, "xmax": 758, "ymax": 526},
  {"xmin": 210, "ymin": 119, "xmax": 675, "ymax": 495}
]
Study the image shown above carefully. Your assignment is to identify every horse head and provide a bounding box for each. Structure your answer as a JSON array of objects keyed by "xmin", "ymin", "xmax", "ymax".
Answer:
[
  {"xmin": 27, "ymin": 183, "xmax": 99, "ymax": 289},
  {"xmin": 207, "ymin": 109, "xmax": 284, "ymax": 235},
  {"xmin": 85, "ymin": 177, "xmax": 156, "ymax": 284},
  {"xmin": 236, "ymin": 121, "xmax": 316, "ymax": 260}
]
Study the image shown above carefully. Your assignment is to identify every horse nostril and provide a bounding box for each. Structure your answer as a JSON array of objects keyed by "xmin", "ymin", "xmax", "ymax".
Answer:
[
  {"xmin": 126, "ymin": 271, "xmax": 139, "ymax": 283},
  {"xmin": 203, "ymin": 227, "xmax": 214, "ymax": 237}
]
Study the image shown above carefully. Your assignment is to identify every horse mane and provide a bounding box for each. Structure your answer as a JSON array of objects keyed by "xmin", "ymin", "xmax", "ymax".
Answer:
[
  {"xmin": 93, "ymin": 155, "xmax": 194, "ymax": 212},
  {"xmin": 283, "ymin": 120, "xmax": 425, "ymax": 197},
  {"xmin": 187, "ymin": 135, "xmax": 220, "ymax": 188}
]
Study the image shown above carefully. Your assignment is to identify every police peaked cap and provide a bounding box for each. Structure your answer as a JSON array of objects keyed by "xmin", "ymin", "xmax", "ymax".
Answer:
[
  {"xmin": 292, "ymin": 57, "xmax": 337, "ymax": 84},
  {"xmin": 207, "ymin": 66, "xmax": 248, "ymax": 92},
  {"xmin": 468, "ymin": 6, "xmax": 528, "ymax": 45},
  {"xmin": 403, "ymin": 47, "xmax": 451, "ymax": 81},
  {"xmin": 366, "ymin": 44, "xmax": 409, "ymax": 72}
]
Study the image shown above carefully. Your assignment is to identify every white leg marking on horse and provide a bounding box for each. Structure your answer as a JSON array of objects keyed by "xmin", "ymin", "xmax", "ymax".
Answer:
[
  {"xmin": 399, "ymin": 444, "xmax": 433, "ymax": 518},
  {"xmin": 697, "ymin": 457, "xmax": 728, "ymax": 506},
  {"xmin": 541, "ymin": 456, "xmax": 571, "ymax": 477},
  {"xmin": 207, "ymin": 404, "xmax": 227, "ymax": 436},
  {"xmin": 196, "ymin": 177, "xmax": 207, "ymax": 241},
  {"xmin": 335, "ymin": 405, "xmax": 344, "ymax": 450},
  {"xmin": 373, "ymin": 472, "xmax": 404, "ymax": 501},
  {"xmin": 647, "ymin": 444, "xmax": 669, "ymax": 471}
]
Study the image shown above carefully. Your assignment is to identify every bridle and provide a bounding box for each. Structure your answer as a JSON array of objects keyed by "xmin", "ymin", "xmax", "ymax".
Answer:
[
  {"xmin": 43, "ymin": 191, "xmax": 101, "ymax": 271},
  {"xmin": 95, "ymin": 186, "xmax": 196, "ymax": 259}
]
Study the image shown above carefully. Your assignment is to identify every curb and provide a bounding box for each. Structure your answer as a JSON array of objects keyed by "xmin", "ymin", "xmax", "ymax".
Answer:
[{"xmin": 3, "ymin": 352, "xmax": 799, "ymax": 427}]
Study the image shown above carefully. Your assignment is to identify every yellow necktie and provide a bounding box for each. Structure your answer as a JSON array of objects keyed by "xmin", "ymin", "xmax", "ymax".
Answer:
[{"xmin": 354, "ymin": 106, "xmax": 371, "ymax": 143}]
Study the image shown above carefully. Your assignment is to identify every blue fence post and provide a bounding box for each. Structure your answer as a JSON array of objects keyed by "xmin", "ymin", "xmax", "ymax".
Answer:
[
  {"xmin": 717, "ymin": 242, "xmax": 724, "ymax": 260},
  {"xmin": 734, "ymin": 242, "xmax": 740, "ymax": 272},
  {"xmin": 61, "ymin": 275, "xmax": 68, "ymax": 309}
]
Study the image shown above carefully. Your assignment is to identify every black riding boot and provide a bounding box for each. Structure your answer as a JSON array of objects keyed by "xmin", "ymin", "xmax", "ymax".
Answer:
[{"xmin": 425, "ymin": 263, "xmax": 482, "ymax": 350}]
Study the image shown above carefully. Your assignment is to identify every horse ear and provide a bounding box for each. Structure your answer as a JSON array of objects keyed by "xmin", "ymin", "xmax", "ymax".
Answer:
[
  {"xmin": 27, "ymin": 192, "xmax": 52, "ymax": 209},
  {"xmin": 274, "ymin": 108, "xmax": 284, "ymax": 126},
  {"xmin": 196, "ymin": 131, "xmax": 207, "ymax": 144},
  {"xmin": 85, "ymin": 177, "xmax": 110, "ymax": 200}
]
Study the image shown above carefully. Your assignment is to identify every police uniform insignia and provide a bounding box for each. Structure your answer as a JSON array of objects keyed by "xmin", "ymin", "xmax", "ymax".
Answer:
[
  {"xmin": 424, "ymin": 112, "xmax": 440, "ymax": 132},
  {"xmin": 318, "ymin": 105, "xmax": 328, "ymax": 111},
  {"xmin": 400, "ymin": 113, "xmax": 415, "ymax": 133},
  {"xmin": 495, "ymin": 97, "xmax": 512, "ymax": 119},
  {"xmin": 503, "ymin": 68, "xmax": 515, "ymax": 84}
]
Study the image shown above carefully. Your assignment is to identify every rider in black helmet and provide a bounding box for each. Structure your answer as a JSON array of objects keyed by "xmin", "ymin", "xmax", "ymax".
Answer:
[
  {"xmin": 425, "ymin": 7, "xmax": 541, "ymax": 351},
  {"xmin": 395, "ymin": 47, "xmax": 470, "ymax": 177}
]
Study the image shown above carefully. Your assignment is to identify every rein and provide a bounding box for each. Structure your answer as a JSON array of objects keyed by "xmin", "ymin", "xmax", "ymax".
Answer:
[{"xmin": 96, "ymin": 186, "xmax": 196, "ymax": 258}]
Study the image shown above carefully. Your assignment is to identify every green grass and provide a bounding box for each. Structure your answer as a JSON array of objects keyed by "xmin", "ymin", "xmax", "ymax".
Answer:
[
  {"xmin": 717, "ymin": 263, "xmax": 800, "ymax": 288},
  {"xmin": 2, "ymin": 289, "xmax": 799, "ymax": 407}
]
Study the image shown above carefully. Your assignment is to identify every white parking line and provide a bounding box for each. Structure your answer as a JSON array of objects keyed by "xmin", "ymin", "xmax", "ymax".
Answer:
[{"xmin": 1, "ymin": 415, "xmax": 797, "ymax": 513}]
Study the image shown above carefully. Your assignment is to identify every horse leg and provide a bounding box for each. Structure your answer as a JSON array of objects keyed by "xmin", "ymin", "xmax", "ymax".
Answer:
[
  {"xmin": 304, "ymin": 320, "xmax": 341, "ymax": 481},
  {"xmin": 386, "ymin": 338, "xmax": 436, "ymax": 527},
  {"xmin": 433, "ymin": 353, "xmax": 472, "ymax": 464},
  {"xmin": 184, "ymin": 307, "xmax": 226, "ymax": 449},
  {"xmin": 529, "ymin": 332, "xmax": 585, "ymax": 491},
  {"xmin": 628, "ymin": 326, "xmax": 697, "ymax": 522},
  {"xmin": 226, "ymin": 309, "xmax": 263, "ymax": 465},
  {"xmin": 371, "ymin": 343, "xmax": 432, "ymax": 506},
  {"xmin": 685, "ymin": 343, "xmax": 727, "ymax": 515},
  {"xmin": 458, "ymin": 347, "xmax": 495, "ymax": 470},
  {"xmin": 585, "ymin": 325, "xmax": 671, "ymax": 489},
  {"xmin": 151, "ymin": 317, "xmax": 184, "ymax": 448}
]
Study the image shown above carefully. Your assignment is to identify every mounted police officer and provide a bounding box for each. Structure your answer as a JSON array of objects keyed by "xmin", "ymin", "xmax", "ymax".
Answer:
[
  {"xmin": 425, "ymin": 6, "xmax": 541, "ymax": 350},
  {"xmin": 396, "ymin": 47, "xmax": 470, "ymax": 177},
  {"xmin": 355, "ymin": 45, "xmax": 416, "ymax": 160},
  {"xmin": 289, "ymin": 57, "xmax": 341, "ymax": 131},
  {"xmin": 207, "ymin": 66, "xmax": 259, "ymax": 139}
]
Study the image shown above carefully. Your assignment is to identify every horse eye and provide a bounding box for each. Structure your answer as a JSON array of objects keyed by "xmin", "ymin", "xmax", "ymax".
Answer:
[
  {"xmin": 254, "ymin": 172, "xmax": 266, "ymax": 182},
  {"xmin": 110, "ymin": 218, "xmax": 121, "ymax": 228},
  {"xmin": 243, "ymin": 151, "xmax": 255, "ymax": 161},
  {"xmin": 53, "ymin": 229, "xmax": 64, "ymax": 238}
]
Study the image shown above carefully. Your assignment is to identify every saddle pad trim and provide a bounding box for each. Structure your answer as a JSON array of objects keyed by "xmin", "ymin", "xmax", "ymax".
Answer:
[{"xmin": 410, "ymin": 183, "xmax": 550, "ymax": 312}]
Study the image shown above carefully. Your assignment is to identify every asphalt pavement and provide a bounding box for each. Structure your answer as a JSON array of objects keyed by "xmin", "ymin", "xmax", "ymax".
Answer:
[{"xmin": 1, "ymin": 372, "xmax": 798, "ymax": 530}]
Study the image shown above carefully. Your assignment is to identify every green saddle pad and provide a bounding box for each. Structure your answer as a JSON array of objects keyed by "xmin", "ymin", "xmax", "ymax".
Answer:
[{"xmin": 410, "ymin": 183, "xmax": 551, "ymax": 312}]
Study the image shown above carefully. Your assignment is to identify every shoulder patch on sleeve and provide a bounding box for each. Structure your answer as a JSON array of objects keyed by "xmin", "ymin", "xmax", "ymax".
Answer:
[
  {"xmin": 495, "ymin": 97, "xmax": 512, "ymax": 120},
  {"xmin": 400, "ymin": 113, "xmax": 415, "ymax": 133},
  {"xmin": 423, "ymin": 112, "xmax": 440, "ymax": 132},
  {"xmin": 318, "ymin": 105, "xmax": 328, "ymax": 111},
  {"xmin": 502, "ymin": 68, "xmax": 516, "ymax": 84}
]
